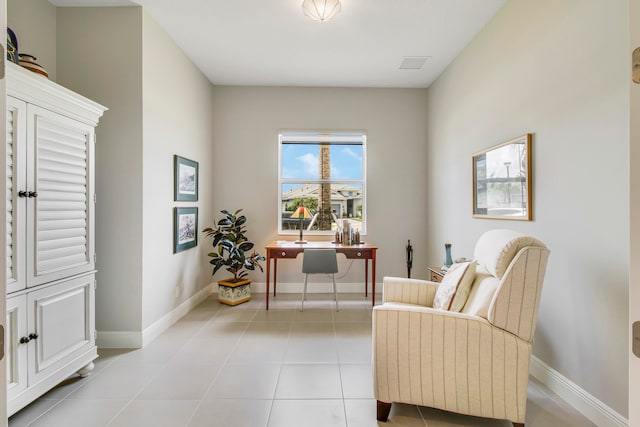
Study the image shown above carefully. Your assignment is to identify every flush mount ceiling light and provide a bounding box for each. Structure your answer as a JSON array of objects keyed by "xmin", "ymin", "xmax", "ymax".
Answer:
[{"xmin": 302, "ymin": 0, "xmax": 342, "ymax": 22}]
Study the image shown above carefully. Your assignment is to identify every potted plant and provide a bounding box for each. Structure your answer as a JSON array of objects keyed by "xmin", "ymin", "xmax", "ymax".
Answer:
[{"xmin": 203, "ymin": 209, "xmax": 265, "ymax": 305}]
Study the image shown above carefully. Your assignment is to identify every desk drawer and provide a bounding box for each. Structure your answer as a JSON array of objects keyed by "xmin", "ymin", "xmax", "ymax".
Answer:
[
  {"xmin": 269, "ymin": 249, "xmax": 302, "ymax": 259},
  {"xmin": 341, "ymin": 249, "xmax": 373, "ymax": 259}
]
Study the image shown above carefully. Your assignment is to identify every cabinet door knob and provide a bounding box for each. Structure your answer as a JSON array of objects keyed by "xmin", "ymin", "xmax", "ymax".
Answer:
[
  {"xmin": 28, "ymin": 191, "xmax": 38, "ymax": 198},
  {"xmin": 19, "ymin": 336, "xmax": 30, "ymax": 344},
  {"xmin": 29, "ymin": 333, "xmax": 39, "ymax": 340},
  {"xmin": 282, "ymin": 252, "xmax": 286, "ymax": 257},
  {"xmin": 18, "ymin": 191, "xmax": 27, "ymax": 198}
]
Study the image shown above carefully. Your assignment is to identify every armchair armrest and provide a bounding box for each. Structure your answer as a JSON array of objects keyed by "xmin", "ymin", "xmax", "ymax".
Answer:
[
  {"xmin": 372, "ymin": 303, "xmax": 531, "ymax": 424},
  {"xmin": 382, "ymin": 276, "xmax": 439, "ymax": 306}
]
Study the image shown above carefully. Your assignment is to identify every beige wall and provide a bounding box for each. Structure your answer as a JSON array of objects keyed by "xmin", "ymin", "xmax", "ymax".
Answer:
[
  {"xmin": 426, "ymin": 0, "xmax": 629, "ymax": 417},
  {"xmin": 141, "ymin": 12, "xmax": 215, "ymax": 329},
  {"xmin": 57, "ymin": 7, "xmax": 144, "ymax": 335},
  {"xmin": 56, "ymin": 7, "xmax": 217, "ymax": 339},
  {"xmin": 8, "ymin": 0, "xmax": 56, "ymax": 81},
  {"xmin": 211, "ymin": 86, "xmax": 429, "ymax": 286}
]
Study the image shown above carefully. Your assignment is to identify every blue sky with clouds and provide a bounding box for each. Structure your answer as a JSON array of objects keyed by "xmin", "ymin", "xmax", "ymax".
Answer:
[{"xmin": 282, "ymin": 143, "xmax": 363, "ymax": 180}]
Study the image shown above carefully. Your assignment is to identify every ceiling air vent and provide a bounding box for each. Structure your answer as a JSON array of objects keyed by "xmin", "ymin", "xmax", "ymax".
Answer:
[{"xmin": 399, "ymin": 56, "xmax": 431, "ymax": 70}]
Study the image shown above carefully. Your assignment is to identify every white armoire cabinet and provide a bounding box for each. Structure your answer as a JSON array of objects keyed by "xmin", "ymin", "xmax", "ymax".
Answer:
[{"xmin": 5, "ymin": 62, "xmax": 107, "ymax": 416}]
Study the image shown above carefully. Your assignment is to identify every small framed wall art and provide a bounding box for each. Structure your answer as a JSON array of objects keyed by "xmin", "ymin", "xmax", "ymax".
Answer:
[
  {"xmin": 174, "ymin": 155, "xmax": 198, "ymax": 201},
  {"xmin": 472, "ymin": 133, "xmax": 532, "ymax": 221},
  {"xmin": 174, "ymin": 207, "xmax": 198, "ymax": 253}
]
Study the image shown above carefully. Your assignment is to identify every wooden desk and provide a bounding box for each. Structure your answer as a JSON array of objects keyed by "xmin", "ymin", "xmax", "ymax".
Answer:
[{"xmin": 265, "ymin": 241, "xmax": 377, "ymax": 310}]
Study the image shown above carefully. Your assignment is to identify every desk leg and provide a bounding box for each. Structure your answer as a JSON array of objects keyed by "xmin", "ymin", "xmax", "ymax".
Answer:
[
  {"xmin": 273, "ymin": 259, "xmax": 278, "ymax": 297},
  {"xmin": 266, "ymin": 255, "xmax": 271, "ymax": 310},
  {"xmin": 364, "ymin": 259, "xmax": 369, "ymax": 298},
  {"xmin": 371, "ymin": 251, "xmax": 377, "ymax": 307}
]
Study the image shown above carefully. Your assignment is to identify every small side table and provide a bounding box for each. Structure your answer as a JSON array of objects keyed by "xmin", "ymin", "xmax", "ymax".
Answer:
[{"xmin": 428, "ymin": 267, "xmax": 445, "ymax": 283}]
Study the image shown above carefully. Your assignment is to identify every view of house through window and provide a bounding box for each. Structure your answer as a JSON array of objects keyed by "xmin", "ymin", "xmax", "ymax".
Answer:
[{"xmin": 279, "ymin": 132, "xmax": 366, "ymax": 236}]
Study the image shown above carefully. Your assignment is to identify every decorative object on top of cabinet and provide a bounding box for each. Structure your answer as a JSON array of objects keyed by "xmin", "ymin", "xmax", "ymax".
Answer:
[
  {"xmin": 472, "ymin": 134, "xmax": 532, "ymax": 221},
  {"xmin": 5, "ymin": 61, "xmax": 107, "ymax": 416},
  {"xmin": 7, "ymin": 27, "xmax": 18, "ymax": 64},
  {"xmin": 18, "ymin": 53, "xmax": 49, "ymax": 78},
  {"xmin": 174, "ymin": 155, "xmax": 199, "ymax": 201}
]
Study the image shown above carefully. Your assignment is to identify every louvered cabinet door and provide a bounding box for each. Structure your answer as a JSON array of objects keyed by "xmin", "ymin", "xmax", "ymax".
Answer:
[
  {"xmin": 7, "ymin": 97, "xmax": 27, "ymax": 294},
  {"xmin": 26, "ymin": 105, "xmax": 95, "ymax": 288}
]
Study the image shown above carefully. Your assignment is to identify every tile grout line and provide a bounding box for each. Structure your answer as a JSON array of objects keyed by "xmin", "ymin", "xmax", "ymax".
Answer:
[
  {"xmin": 23, "ymin": 348, "xmax": 132, "ymax": 427},
  {"xmin": 98, "ymin": 300, "xmax": 243, "ymax": 426},
  {"xmin": 334, "ymin": 306, "xmax": 351, "ymax": 427},
  {"xmin": 184, "ymin": 308, "xmax": 255, "ymax": 427},
  {"xmin": 264, "ymin": 300, "xmax": 295, "ymax": 427}
]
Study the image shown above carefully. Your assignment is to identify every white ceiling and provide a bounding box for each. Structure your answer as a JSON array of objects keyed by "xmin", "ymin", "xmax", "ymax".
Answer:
[{"xmin": 48, "ymin": 0, "xmax": 506, "ymax": 88}]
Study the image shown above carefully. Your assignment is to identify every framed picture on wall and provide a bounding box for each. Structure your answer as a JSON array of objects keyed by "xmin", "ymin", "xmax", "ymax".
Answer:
[
  {"xmin": 174, "ymin": 207, "xmax": 198, "ymax": 253},
  {"xmin": 174, "ymin": 155, "xmax": 199, "ymax": 201},
  {"xmin": 472, "ymin": 134, "xmax": 532, "ymax": 221}
]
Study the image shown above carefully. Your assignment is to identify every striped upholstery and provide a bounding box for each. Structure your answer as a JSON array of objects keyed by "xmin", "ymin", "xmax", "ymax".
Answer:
[
  {"xmin": 488, "ymin": 246, "xmax": 549, "ymax": 343},
  {"xmin": 373, "ymin": 230, "xmax": 549, "ymax": 425},
  {"xmin": 382, "ymin": 277, "xmax": 439, "ymax": 307}
]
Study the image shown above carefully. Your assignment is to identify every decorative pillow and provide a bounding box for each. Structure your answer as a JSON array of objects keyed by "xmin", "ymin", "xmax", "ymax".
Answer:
[
  {"xmin": 449, "ymin": 260, "xmax": 477, "ymax": 312},
  {"xmin": 432, "ymin": 261, "xmax": 477, "ymax": 311},
  {"xmin": 460, "ymin": 272, "xmax": 498, "ymax": 319}
]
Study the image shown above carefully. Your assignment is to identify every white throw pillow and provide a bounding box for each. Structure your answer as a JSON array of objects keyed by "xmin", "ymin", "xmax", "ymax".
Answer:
[
  {"xmin": 461, "ymin": 272, "xmax": 498, "ymax": 319},
  {"xmin": 432, "ymin": 261, "xmax": 477, "ymax": 311}
]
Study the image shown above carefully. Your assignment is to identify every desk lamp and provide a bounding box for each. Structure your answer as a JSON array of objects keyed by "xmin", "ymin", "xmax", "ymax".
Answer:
[{"xmin": 291, "ymin": 203, "xmax": 312, "ymax": 244}]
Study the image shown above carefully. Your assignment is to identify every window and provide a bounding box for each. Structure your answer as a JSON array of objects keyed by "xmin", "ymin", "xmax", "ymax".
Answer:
[{"xmin": 278, "ymin": 132, "xmax": 366, "ymax": 236}]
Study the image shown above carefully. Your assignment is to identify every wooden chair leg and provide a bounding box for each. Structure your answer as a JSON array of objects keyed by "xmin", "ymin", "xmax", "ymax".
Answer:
[{"xmin": 376, "ymin": 400, "xmax": 392, "ymax": 422}]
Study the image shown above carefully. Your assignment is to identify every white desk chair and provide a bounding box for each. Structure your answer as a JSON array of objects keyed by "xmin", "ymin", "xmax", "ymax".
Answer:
[{"xmin": 301, "ymin": 249, "xmax": 339, "ymax": 311}]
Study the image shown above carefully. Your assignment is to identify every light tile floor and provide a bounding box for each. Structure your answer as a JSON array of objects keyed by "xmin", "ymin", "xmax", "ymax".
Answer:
[{"xmin": 9, "ymin": 293, "xmax": 597, "ymax": 427}]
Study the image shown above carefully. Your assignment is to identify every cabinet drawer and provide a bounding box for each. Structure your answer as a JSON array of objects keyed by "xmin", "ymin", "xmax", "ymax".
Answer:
[{"xmin": 429, "ymin": 268, "xmax": 444, "ymax": 283}]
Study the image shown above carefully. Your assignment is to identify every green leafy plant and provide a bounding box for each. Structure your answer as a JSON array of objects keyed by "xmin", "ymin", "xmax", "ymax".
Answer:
[
  {"xmin": 203, "ymin": 209, "xmax": 265, "ymax": 283},
  {"xmin": 288, "ymin": 197, "xmax": 318, "ymax": 212}
]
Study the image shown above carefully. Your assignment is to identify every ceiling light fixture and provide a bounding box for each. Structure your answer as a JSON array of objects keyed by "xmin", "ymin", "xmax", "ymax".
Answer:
[{"xmin": 302, "ymin": 0, "xmax": 342, "ymax": 22}]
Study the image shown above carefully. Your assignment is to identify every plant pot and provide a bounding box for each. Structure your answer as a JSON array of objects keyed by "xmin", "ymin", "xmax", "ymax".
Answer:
[{"xmin": 217, "ymin": 278, "xmax": 252, "ymax": 306}]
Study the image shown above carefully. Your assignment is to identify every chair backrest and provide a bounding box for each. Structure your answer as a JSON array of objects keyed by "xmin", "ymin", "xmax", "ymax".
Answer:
[
  {"xmin": 461, "ymin": 229, "xmax": 549, "ymax": 342},
  {"xmin": 302, "ymin": 249, "xmax": 338, "ymax": 274}
]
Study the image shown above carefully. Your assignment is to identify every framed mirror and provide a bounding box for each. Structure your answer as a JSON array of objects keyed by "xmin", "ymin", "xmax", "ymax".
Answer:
[{"xmin": 472, "ymin": 134, "xmax": 532, "ymax": 221}]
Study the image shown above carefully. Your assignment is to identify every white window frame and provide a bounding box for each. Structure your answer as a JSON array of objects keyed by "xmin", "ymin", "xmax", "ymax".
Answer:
[{"xmin": 278, "ymin": 131, "xmax": 367, "ymax": 236}]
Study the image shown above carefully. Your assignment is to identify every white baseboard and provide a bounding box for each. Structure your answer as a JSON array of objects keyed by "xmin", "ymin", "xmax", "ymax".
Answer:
[
  {"xmin": 530, "ymin": 355, "xmax": 628, "ymax": 427},
  {"xmin": 96, "ymin": 331, "xmax": 143, "ymax": 349},
  {"xmin": 97, "ymin": 284, "xmax": 213, "ymax": 349},
  {"xmin": 141, "ymin": 284, "xmax": 213, "ymax": 346}
]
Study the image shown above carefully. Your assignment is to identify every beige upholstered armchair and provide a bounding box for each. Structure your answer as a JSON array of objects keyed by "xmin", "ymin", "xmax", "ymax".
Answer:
[{"xmin": 373, "ymin": 229, "xmax": 549, "ymax": 427}]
